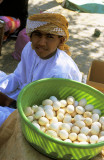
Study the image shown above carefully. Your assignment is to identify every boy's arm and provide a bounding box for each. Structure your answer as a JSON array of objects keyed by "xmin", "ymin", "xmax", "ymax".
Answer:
[
  {"xmin": 0, "ymin": 42, "xmax": 30, "ymax": 96},
  {"xmin": 0, "ymin": 92, "xmax": 16, "ymax": 108}
]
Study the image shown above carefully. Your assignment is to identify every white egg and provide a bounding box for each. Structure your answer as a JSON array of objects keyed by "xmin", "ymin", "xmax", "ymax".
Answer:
[
  {"xmin": 66, "ymin": 96, "xmax": 75, "ymax": 105},
  {"xmin": 91, "ymin": 113, "xmax": 99, "ymax": 122},
  {"xmin": 46, "ymin": 123, "xmax": 50, "ymax": 130},
  {"xmin": 70, "ymin": 111, "xmax": 77, "ymax": 117},
  {"xmin": 79, "ymin": 142, "xmax": 89, "ymax": 144},
  {"xmin": 92, "ymin": 122, "xmax": 101, "ymax": 128},
  {"xmin": 57, "ymin": 113, "xmax": 64, "ymax": 121},
  {"xmin": 59, "ymin": 130, "xmax": 69, "ymax": 140},
  {"xmin": 32, "ymin": 122, "xmax": 40, "ymax": 130},
  {"xmin": 44, "ymin": 105, "xmax": 53, "ymax": 111},
  {"xmin": 64, "ymin": 139, "xmax": 72, "ymax": 143},
  {"xmin": 84, "ymin": 117, "xmax": 92, "ymax": 126},
  {"xmin": 78, "ymin": 133, "xmax": 87, "ymax": 142},
  {"xmin": 38, "ymin": 117, "xmax": 49, "ymax": 126},
  {"xmin": 42, "ymin": 99, "xmax": 53, "ymax": 106},
  {"xmin": 76, "ymin": 106, "xmax": 85, "ymax": 115},
  {"xmin": 71, "ymin": 126, "xmax": 80, "ymax": 134},
  {"xmin": 67, "ymin": 122, "xmax": 73, "ymax": 128},
  {"xmin": 36, "ymin": 107, "xmax": 44, "ymax": 112},
  {"xmin": 60, "ymin": 100, "xmax": 67, "ymax": 107},
  {"xmin": 50, "ymin": 117, "xmax": 58, "ymax": 123},
  {"xmin": 53, "ymin": 101, "xmax": 61, "ymax": 111},
  {"xmin": 32, "ymin": 120, "xmax": 38, "ymax": 123},
  {"xmin": 98, "ymin": 136, "xmax": 104, "ymax": 143},
  {"xmin": 63, "ymin": 114, "xmax": 72, "ymax": 123},
  {"xmin": 49, "ymin": 123, "xmax": 59, "ymax": 132},
  {"xmin": 24, "ymin": 107, "xmax": 33, "ymax": 116},
  {"xmin": 99, "ymin": 131, "xmax": 104, "ymax": 137},
  {"xmin": 91, "ymin": 124, "xmax": 100, "ymax": 135},
  {"xmin": 57, "ymin": 122, "xmax": 63, "ymax": 129},
  {"xmin": 45, "ymin": 109, "xmax": 54, "ymax": 120},
  {"xmin": 49, "ymin": 96, "xmax": 58, "ymax": 102},
  {"xmin": 100, "ymin": 116, "xmax": 104, "ymax": 125},
  {"xmin": 80, "ymin": 127, "xmax": 90, "ymax": 135},
  {"xmin": 78, "ymin": 98, "xmax": 87, "ymax": 107},
  {"xmin": 27, "ymin": 115, "xmax": 34, "ymax": 122},
  {"xmin": 83, "ymin": 111, "xmax": 92, "ymax": 118},
  {"xmin": 69, "ymin": 132, "xmax": 77, "ymax": 141},
  {"xmin": 57, "ymin": 108, "xmax": 66, "ymax": 115},
  {"xmin": 85, "ymin": 104, "xmax": 94, "ymax": 111},
  {"xmin": 46, "ymin": 130, "xmax": 57, "ymax": 138},
  {"xmin": 31, "ymin": 105, "xmax": 39, "ymax": 113},
  {"xmin": 92, "ymin": 109, "xmax": 101, "ymax": 115},
  {"xmin": 60, "ymin": 123, "xmax": 71, "ymax": 132},
  {"xmin": 74, "ymin": 114, "xmax": 84, "ymax": 121},
  {"xmin": 75, "ymin": 120, "xmax": 85, "ymax": 128},
  {"xmin": 33, "ymin": 110, "xmax": 45, "ymax": 119},
  {"xmin": 40, "ymin": 126, "xmax": 46, "ymax": 132},
  {"xmin": 66, "ymin": 105, "xmax": 74, "ymax": 114},
  {"xmin": 90, "ymin": 135, "xmax": 98, "ymax": 144},
  {"xmin": 87, "ymin": 135, "xmax": 90, "ymax": 143},
  {"xmin": 74, "ymin": 101, "xmax": 79, "ymax": 107},
  {"xmin": 73, "ymin": 141, "xmax": 80, "ymax": 144}
]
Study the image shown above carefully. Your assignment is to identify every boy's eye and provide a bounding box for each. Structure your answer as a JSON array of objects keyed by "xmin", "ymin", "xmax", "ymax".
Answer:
[
  {"xmin": 47, "ymin": 34, "xmax": 54, "ymax": 38},
  {"xmin": 33, "ymin": 32, "xmax": 42, "ymax": 37},
  {"xmin": 32, "ymin": 31, "xmax": 55, "ymax": 39}
]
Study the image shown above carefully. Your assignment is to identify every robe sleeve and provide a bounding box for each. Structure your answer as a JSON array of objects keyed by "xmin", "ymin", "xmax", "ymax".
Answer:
[
  {"xmin": 50, "ymin": 49, "xmax": 82, "ymax": 82},
  {"xmin": 0, "ymin": 42, "xmax": 30, "ymax": 98},
  {"xmin": 51, "ymin": 71, "xmax": 82, "ymax": 82}
]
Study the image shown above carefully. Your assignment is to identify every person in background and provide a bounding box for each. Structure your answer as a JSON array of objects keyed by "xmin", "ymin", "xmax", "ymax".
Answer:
[
  {"xmin": 0, "ymin": 0, "xmax": 28, "ymax": 40},
  {"xmin": 0, "ymin": 12, "xmax": 82, "ymax": 126}
]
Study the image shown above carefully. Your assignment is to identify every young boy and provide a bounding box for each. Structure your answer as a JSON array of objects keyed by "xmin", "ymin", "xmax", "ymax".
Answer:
[{"xmin": 0, "ymin": 12, "xmax": 82, "ymax": 126}]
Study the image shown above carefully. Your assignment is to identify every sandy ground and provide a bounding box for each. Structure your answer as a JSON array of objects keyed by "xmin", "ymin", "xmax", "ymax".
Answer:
[{"xmin": 0, "ymin": 0, "xmax": 104, "ymax": 75}]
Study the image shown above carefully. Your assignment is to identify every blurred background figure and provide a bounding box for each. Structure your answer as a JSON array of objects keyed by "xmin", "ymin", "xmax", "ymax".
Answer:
[{"xmin": 0, "ymin": 0, "xmax": 28, "ymax": 41}]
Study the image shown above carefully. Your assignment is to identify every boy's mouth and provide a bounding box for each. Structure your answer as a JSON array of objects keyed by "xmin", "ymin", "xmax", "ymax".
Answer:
[{"xmin": 36, "ymin": 46, "xmax": 47, "ymax": 52}]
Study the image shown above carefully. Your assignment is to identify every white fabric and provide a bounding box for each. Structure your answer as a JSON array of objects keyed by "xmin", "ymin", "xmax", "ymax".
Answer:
[
  {"xmin": 0, "ymin": 107, "xmax": 15, "ymax": 126},
  {"xmin": 26, "ymin": 19, "xmax": 66, "ymax": 37},
  {"xmin": 26, "ymin": 20, "xmax": 49, "ymax": 35},
  {"xmin": 0, "ymin": 41, "xmax": 82, "ymax": 125}
]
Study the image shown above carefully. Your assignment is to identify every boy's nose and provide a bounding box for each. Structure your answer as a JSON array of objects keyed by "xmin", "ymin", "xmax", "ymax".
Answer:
[{"xmin": 39, "ymin": 36, "xmax": 47, "ymax": 46}]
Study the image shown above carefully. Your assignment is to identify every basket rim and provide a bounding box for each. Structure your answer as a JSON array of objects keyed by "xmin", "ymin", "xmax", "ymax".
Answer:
[{"xmin": 17, "ymin": 78, "xmax": 104, "ymax": 148}]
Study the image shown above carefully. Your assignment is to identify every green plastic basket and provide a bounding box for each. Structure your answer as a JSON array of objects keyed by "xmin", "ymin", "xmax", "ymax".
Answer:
[{"xmin": 17, "ymin": 78, "xmax": 104, "ymax": 160}]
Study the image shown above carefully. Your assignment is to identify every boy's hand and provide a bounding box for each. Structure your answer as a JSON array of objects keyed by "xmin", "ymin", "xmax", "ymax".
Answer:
[{"xmin": 0, "ymin": 92, "xmax": 14, "ymax": 107}]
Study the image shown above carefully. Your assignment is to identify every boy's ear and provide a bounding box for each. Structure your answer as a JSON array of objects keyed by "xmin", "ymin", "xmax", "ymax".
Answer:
[{"xmin": 59, "ymin": 36, "xmax": 65, "ymax": 45}]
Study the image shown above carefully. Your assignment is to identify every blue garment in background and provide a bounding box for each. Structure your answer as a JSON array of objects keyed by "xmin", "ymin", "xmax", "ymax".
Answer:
[{"xmin": 65, "ymin": 0, "xmax": 104, "ymax": 14}]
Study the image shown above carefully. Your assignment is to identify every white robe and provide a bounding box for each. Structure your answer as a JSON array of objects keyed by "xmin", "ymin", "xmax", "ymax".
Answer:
[{"xmin": 0, "ymin": 41, "xmax": 82, "ymax": 125}]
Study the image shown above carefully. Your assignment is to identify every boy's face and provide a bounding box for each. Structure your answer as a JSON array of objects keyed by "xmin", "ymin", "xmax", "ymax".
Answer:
[{"xmin": 30, "ymin": 30, "xmax": 64, "ymax": 59}]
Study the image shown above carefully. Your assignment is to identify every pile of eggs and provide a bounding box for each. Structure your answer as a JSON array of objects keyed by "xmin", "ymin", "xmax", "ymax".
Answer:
[{"xmin": 24, "ymin": 96, "xmax": 104, "ymax": 144}]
